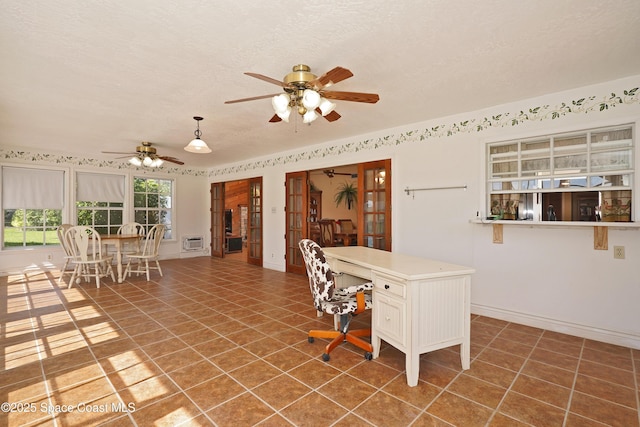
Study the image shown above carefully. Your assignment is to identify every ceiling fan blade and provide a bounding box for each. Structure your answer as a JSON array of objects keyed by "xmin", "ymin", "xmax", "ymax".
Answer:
[
  {"xmin": 309, "ymin": 67, "xmax": 353, "ymax": 89},
  {"xmin": 245, "ymin": 72, "xmax": 287, "ymax": 87},
  {"xmin": 225, "ymin": 93, "xmax": 280, "ymax": 104},
  {"xmin": 321, "ymin": 110, "xmax": 341, "ymax": 122},
  {"xmin": 321, "ymin": 90, "xmax": 380, "ymax": 103},
  {"xmin": 269, "ymin": 114, "xmax": 282, "ymax": 123},
  {"xmin": 158, "ymin": 156, "xmax": 184, "ymax": 165},
  {"xmin": 102, "ymin": 151, "xmax": 137, "ymax": 155}
]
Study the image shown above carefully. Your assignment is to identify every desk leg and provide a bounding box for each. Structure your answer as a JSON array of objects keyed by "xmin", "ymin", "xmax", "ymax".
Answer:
[
  {"xmin": 460, "ymin": 281, "xmax": 470, "ymax": 370},
  {"xmin": 406, "ymin": 352, "xmax": 419, "ymax": 387},
  {"xmin": 371, "ymin": 330, "xmax": 381, "ymax": 359}
]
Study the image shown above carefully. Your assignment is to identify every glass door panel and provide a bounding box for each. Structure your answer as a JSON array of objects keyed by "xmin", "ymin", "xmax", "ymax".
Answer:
[
  {"xmin": 285, "ymin": 171, "xmax": 307, "ymax": 274},
  {"xmin": 247, "ymin": 177, "xmax": 262, "ymax": 266},
  {"xmin": 358, "ymin": 159, "xmax": 391, "ymax": 251},
  {"xmin": 210, "ymin": 182, "xmax": 224, "ymax": 258}
]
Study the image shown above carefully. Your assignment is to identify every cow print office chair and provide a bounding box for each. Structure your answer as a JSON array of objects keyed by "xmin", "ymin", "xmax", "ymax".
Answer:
[{"xmin": 298, "ymin": 238, "xmax": 373, "ymax": 361}]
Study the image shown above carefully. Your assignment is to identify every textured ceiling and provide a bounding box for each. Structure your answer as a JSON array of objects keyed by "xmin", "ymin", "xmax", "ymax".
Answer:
[{"xmin": 1, "ymin": 0, "xmax": 639, "ymax": 168}]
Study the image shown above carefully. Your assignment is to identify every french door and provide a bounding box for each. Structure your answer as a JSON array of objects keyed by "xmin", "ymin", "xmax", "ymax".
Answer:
[
  {"xmin": 358, "ymin": 159, "xmax": 391, "ymax": 251},
  {"xmin": 285, "ymin": 171, "xmax": 308, "ymax": 274},
  {"xmin": 210, "ymin": 178, "xmax": 262, "ymax": 266},
  {"xmin": 210, "ymin": 182, "xmax": 225, "ymax": 257},
  {"xmin": 247, "ymin": 177, "xmax": 263, "ymax": 266}
]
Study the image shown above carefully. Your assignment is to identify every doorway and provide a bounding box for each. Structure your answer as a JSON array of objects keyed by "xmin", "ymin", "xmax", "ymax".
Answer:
[
  {"xmin": 285, "ymin": 159, "xmax": 392, "ymax": 273},
  {"xmin": 210, "ymin": 177, "xmax": 263, "ymax": 266}
]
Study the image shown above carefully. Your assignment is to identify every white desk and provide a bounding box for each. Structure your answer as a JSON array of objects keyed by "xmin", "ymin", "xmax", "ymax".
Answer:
[{"xmin": 322, "ymin": 246, "xmax": 474, "ymax": 387}]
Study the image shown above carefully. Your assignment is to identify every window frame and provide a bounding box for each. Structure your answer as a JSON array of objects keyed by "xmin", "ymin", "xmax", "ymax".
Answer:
[
  {"xmin": 1, "ymin": 164, "xmax": 67, "ymax": 249},
  {"xmin": 133, "ymin": 175, "xmax": 174, "ymax": 239},
  {"xmin": 485, "ymin": 123, "xmax": 635, "ymax": 223}
]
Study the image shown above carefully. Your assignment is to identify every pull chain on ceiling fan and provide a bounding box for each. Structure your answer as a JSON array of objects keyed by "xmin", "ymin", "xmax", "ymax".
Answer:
[{"xmin": 225, "ymin": 64, "xmax": 379, "ymax": 123}]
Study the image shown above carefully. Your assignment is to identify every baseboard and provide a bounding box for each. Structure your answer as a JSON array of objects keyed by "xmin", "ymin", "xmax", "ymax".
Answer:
[{"xmin": 471, "ymin": 304, "xmax": 640, "ymax": 350}]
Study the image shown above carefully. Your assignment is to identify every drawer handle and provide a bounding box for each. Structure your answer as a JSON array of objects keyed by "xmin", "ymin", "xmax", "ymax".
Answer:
[
  {"xmin": 384, "ymin": 284, "xmax": 390, "ymax": 289},
  {"xmin": 385, "ymin": 316, "xmax": 391, "ymax": 321}
]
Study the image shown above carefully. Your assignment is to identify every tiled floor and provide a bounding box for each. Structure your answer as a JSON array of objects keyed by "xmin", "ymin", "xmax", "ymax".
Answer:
[{"xmin": 1, "ymin": 256, "xmax": 638, "ymax": 426}]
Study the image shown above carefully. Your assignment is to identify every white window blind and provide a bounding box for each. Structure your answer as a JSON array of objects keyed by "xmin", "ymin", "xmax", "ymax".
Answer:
[
  {"xmin": 76, "ymin": 172, "xmax": 125, "ymax": 202},
  {"xmin": 2, "ymin": 167, "xmax": 65, "ymax": 209}
]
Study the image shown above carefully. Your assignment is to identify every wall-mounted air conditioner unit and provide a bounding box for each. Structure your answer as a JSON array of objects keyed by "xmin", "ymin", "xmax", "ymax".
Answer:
[{"xmin": 182, "ymin": 236, "xmax": 204, "ymax": 251}]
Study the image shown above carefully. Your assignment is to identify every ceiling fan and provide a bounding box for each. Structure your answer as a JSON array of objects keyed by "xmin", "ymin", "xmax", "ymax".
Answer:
[
  {"xmin": 224, "ymin": 64, "xmax": 380, "ymax": 123},
  {"xmin": 103, "ymin": 142, "xmax": 184, "ymax": 167},
  {"xmin": 323, "ymin": 169, "xmax": 357, "ymax": 178}
]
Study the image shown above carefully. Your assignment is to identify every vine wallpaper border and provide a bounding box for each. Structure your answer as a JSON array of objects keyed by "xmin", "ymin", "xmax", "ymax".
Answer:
[
  {"xmin": 210, "ymin": 87, "xmax": 638, "ymax": 177},
  {"xmin": 1, "ymin": 87, "xmax": 637, "ymax": 178}
]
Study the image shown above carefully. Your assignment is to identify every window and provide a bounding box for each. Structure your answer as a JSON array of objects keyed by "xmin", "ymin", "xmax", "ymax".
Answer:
[
  {"xmin": 76, "ymin": 172, "xmax": 125, "ymax": 234},
  {"xmin": 2, "ymin": 166, "xmax": 64, "ymax": 247},
  {"xmin": 487, "ymin": 124, "xmax": 634, "ymax": 222},
  {"xmin": 133, "ymin": 177, "xmax": 173, "ymax": 238}
]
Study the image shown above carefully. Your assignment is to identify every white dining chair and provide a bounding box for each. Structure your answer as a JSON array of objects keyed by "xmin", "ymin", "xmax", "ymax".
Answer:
[
  {"xmin": 124, "ymin": 224, "xmax": 165, "ymax": 281},
  {"xmin": 56, "ymin": 224, "xmax": 74, "ymax": 284},
  {"xmin": 64, "ymin": 226, "xmax": 115, "ymax": 288}
]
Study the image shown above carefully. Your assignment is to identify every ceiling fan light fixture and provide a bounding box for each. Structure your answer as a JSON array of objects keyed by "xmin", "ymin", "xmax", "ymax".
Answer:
[
  {"xmin": 276, "ymin": 107, "xmax": 291, "ymax": 122},
  {"xmin": 184, "ymin": 116, "xmax": 212, "ymax": 154},
  {"xmin": 142, "ymin": 155, "xmax": 153, "ymax": 167},
  {"xmin": 129, "ymin": 156, "xmax": 142, "ymax": 167},
  {"xmin": 301, "ymin": 89, "xmax": 321, "ymax": 110},
  {"xmin": 303, "ymin": 109, "xmax": 318, "ymax": 124},
  {"xmin": 272, "ymin": 93, "xmax": 290, "ymax": 113},
  {"xmin": 318, "ymin": 98, "xmax": 336, "ymax": 116}
]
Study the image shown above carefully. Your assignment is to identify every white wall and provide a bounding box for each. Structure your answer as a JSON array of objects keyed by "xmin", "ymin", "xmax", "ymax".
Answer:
[{"xmin": 211, "ymin": 75, "xmax": 640, "ymax": 348}]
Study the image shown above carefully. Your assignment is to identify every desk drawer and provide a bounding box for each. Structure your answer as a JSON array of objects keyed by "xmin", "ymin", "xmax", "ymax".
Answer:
[
  {"xmin": 374, "ymin": 273, "xmax": 406, "ymax": 299},
  {"xmin": 330, "ymin": 259, "xmax": 372, "ymax": 280}
]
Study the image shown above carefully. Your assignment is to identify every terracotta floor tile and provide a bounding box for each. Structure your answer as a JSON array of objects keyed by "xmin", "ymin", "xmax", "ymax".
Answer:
[
  {"xmin": 447, "ymin": 373, "xmax": 507, "ymax": 409},
  {"xmin": 497, "ymin": 327, "xmax": 541, "ymax": 346},
  {"xmin": 355, "ymin": 391, "xmax": 422, "ymax": 426},
  {"xmin": 427, "ymin": 391, "xmax": 493, "ymax": 427},
  {"xmin": 184, "ymin": 375, "xmax": 245, "ymax": 411},
  {"xmin": 288, "ymin": 359, "xmax": 343, "ymax": 389},
  {"xmin": 487, "ymin": 337, "xmax": 534, "ymax": 358},
  {"xmin": 207, "ymin": 391, "xmax": 275, "ymax": 426},
  {"xmin": 574, "ymin": 373, "xmax": 637, "ymax": 409},
  {"xmin": 130, "ymin": 392, "xmax": 202, "ymax": 426},
  {"xmin": 520, "ymin": 359, "xmax": 576, "ymax": 388},
  {"xmin": 465, "ymin": 359, "xmax": 518, "ymax": 388},
  {"xmin": 529, "ymin": 346, "xmax": 580, "ymax": 371},
  {"xmin": 488, "ymin": 413, "xmax": 531, "ymax": 426},
  {"xmin": 579, "ymin": 359, "xmax": 636, "ymax": 388},
  {"xmin": 279, "ymin": 391, "xmax": 348, "ymax": 427},
  {"xmin": 499, "ymin": 391, "xmax": 566, "ymax": 426},
  {"xmin": 381, "ymin": 375, "xmax": 441, "ymax": 409},
  {"xmin": 116, "ymin": 374, "xmax": 181, "ymax": 409},
  {"xmin": 252, "ymin": 374, "xmax": 312, "ymax": 410},
  {"xmin": 510, "ymin": 373, "xmax": 571, "ymax": 409},
  {"xmin": 536, "ymin": 337, "xmax": 583, "ymax": 358},
  {"xmin": 317, "ymin": 373, "xmax": 377, "ymax": 410},
  {"xmin": 569, "ymin": 391, "xmax": 640, "ymax": 427},
  {"xmin": 167, "ymin": 359, "xmax": 223, "ymax": 390},
  {"xmin": 581, "ymin": 346, "xmax": 634, "ymax": 371},
  {"xmin": 228, "ymin": 359, "xmax": 282, "ymax": 389},
  {"xmin": 476, "ymin": 347, "xmax": 526, "ymax": 372},
  {"xmin": 107, "ymin": 359, "xmax": 163, "ymax": 391},
  {"xmin": 154, "ymin": 347, "xmax": 206, "ymax": 374},
  {"xmin": 208, "ymin": 347, "xmax": 257, "ymax": 371}
]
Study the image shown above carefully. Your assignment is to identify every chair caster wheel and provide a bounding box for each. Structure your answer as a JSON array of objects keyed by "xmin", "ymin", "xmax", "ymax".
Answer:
[
  {"xmin": 322, "ymin": 353, "xmax": 330, "ymax": 362},
  {"xmin": 308, "ymin": 337, "xmax": 314, "ymax": 343},
  {"xmin": 364, "ymin": 352, "xmax": 373, "ymax": 361}
]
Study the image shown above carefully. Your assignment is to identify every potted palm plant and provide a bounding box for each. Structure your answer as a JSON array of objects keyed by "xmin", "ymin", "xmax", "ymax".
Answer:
[{"xmin": 334, "ymin": 181, "xmax": 357, "ymax": 210}]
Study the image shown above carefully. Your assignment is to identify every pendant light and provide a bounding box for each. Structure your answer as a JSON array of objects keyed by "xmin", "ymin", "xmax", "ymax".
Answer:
[{"xmin": 184, "ymin": 116, "xmax": 212, "ymax": 153}]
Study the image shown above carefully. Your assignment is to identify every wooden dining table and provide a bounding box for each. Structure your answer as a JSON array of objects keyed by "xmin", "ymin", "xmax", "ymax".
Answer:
[{"xmin": 101, "ymin": 234, "xmax": 142, "ymax": 283}]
